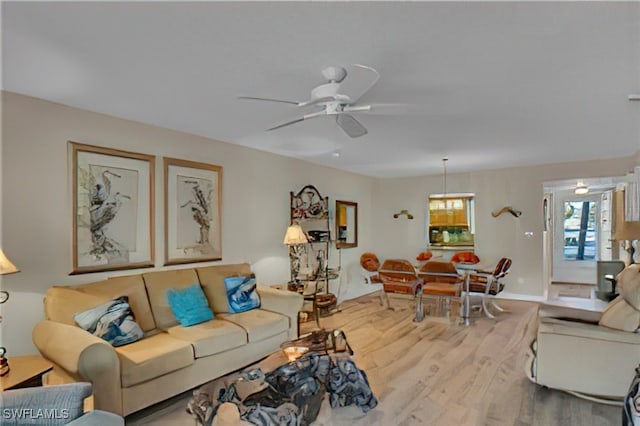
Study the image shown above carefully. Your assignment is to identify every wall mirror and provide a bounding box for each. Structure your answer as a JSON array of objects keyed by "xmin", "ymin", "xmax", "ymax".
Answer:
[{"xmin": 335, "ymin": 200, "xmax": 358, "ymax": 249}]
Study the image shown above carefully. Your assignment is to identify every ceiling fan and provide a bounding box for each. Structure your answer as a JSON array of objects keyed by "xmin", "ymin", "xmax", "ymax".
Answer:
[{"xmin": 239, "ymin": 64, "xmax": 391, "ymax": 138}]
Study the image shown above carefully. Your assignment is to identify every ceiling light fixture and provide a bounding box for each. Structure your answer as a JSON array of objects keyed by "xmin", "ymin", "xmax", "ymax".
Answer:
[
  {"xmin": 331, "ymin": 151, "xmax": 340, "ymax": 157},
  {"xmin": 628, "ymin": 94, "xmax": 640, "ymax": 101},
  {"xmin": 575, "ymin": 182, "xmax": 589, "ymax": 195}
]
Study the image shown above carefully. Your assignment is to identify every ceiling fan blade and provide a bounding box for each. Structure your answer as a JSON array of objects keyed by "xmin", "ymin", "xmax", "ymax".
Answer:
[
  {"xmin": 336, "ymin": 114, "xmax": 368, "ymax": 138},
  {"xmin": 267, "ymin": 111, "xmax": 325, "ymax": 131},
  {"xmin": 238, "ymin": 96, "xmax": 300, "ymax": 105},
  {"xmin": 339, "ymin": 64, "xmax": 380, "ymax": 104},
  {"xmin": 267, "ymin": 117, "xmax": 306, "ymax": 131},
  {"xmin": 346, "ymin": 103, "xmax": 422, "ymax": 116}
]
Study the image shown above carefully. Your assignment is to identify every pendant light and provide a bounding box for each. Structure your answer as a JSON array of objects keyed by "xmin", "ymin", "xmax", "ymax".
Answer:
[{"xmin": 441, "ymin": 157, "xmax": 450, "ymax": 243}]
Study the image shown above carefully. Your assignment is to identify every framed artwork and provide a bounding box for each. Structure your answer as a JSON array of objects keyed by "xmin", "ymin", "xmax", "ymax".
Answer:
[
  {"xmin": 164, "ymin": 157, "xmax": 222, "ymax": 265},
  {"xmin": 71, "ymin": 142, "xmax": 155, "ymax": 274}
]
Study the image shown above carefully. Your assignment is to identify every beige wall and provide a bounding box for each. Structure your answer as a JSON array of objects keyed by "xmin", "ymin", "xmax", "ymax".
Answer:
[
  {"xmin": 0, "ymin": 92, "xmax": 376, "ymax": 355},
  {"xmin": 372, "ymin": 157, "xmax": 635, "ymax": 298},
  {"xmin": 1, "ymin": 91, "xmax": 637, "ymax": 355}
]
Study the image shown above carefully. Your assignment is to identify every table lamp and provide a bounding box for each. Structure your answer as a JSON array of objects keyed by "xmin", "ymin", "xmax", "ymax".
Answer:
[
  {"xmin": 614, "ymin": 219, "xmax": 640, "ymax": 265},
  {"xmin": 0, "ymin": 249, "xmax": 20, "ymax": 376},
  {"xmin": 283, "ymin": 224, "xmax": 308, "ymax": 285}
]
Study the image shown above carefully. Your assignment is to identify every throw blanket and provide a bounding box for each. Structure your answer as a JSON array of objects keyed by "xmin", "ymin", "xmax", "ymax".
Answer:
[{"xmin": 187, "ymin": 353, "xmax": 377, "ymax": 426}]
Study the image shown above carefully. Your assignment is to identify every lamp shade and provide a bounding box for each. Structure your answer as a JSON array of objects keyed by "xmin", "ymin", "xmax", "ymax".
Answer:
[
  {"xmin": 0, "ymin": 250, "xmax": 19, "ymax": 275},
  {"xmin": 614, "ymin": 191, "xmax": 640, "ymax": 241},
  {"xmin": 283, "ymin": 224, "xmax": 308, "ymax": 245}
]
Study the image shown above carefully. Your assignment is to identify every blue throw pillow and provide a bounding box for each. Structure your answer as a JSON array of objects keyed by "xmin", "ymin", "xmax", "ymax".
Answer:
[
  {"xmin": 74, "ymin": 296, "xmax": 143, "ymax": 347},
  {"xmin": 166, "ymin": 284, "xmax": 214, "ymax": 327},
  {"xmin": 225, "ymin": 274, "xmax": 260, "ymax": 313}
]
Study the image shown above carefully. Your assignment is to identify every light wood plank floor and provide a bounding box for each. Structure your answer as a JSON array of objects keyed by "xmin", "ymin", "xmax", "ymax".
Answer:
[{"xmin": 127, "ymin": 293, "xmax": 620, "ymax": 426}]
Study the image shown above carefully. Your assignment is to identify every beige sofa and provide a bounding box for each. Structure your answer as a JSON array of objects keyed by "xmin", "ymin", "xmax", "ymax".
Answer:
[
  {"xmin": 32, "ymin": 263, "xmax": 303, "ymax": 417},
  {"xmin": 527, "ymin": 264, "xmax": 640, "ymax": 403}
]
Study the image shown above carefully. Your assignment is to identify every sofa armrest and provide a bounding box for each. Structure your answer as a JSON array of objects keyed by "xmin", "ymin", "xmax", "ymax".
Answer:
[
  {"xmin": 32, "ymin": 321, "xmax": 123, "ymax": 415},
  {"xmin": 538, "ymin": 302, "xmax": 605, "ymax": 323},
  {"xmin": 257, "ymin": 286, "xmax": 303, "ymax": 335}
]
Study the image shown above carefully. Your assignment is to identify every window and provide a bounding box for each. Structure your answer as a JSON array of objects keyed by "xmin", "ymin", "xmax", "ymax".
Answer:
[{"xmin": 427, "ymin": 194, "xmax": 475, "ymax": 247}]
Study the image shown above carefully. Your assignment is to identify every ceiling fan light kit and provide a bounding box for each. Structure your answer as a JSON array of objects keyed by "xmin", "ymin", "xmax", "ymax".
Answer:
[
  {"xmin": 575, "ymin": 182, "xmax": 589, "ymax": 195},
  {"xmin": 239, "ymin": 64, "xmax": 399, "ymax": 138}
]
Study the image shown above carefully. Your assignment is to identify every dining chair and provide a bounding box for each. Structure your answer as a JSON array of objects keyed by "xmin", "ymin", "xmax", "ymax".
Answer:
[
  {"xmin": 465, "ymin": 257, "xmax": 512, "ymax": 319},
  {"xmin": 417, "ymin": 260, "xmax": 464, "ymax": 321}
]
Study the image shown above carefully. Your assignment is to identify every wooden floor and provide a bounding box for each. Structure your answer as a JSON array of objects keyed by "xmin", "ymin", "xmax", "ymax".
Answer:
[{"xmin": 127, "ymin": 293, "xmax": 620, "ymax": 426}]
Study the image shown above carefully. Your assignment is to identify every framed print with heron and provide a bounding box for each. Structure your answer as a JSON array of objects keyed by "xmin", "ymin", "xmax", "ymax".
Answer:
[
  {"xmin": 71, "ymin": 142, "xmax": 155, "ymax": 274},
  {"xmin": 164, "ymin": 157, "xmax": 222, "ymax": 265}
]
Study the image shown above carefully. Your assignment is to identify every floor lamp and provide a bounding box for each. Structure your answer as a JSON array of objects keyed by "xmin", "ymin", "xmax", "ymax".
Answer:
[{"xmin": 0, "ymin": 249, "xmax": 20, "ymax": 376}]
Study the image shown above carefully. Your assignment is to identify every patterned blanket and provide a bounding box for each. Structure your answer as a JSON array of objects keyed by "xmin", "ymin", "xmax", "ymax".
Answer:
[{"xmin": 187, "ymin": 353, "xmax": 377, "ymax": 426}]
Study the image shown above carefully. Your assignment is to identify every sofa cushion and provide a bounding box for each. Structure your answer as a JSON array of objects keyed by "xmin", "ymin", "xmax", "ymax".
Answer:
[
  {"xmin": 76, "ymin": 274, "xmax": 156, "ymax": 332},
  {"xmin": 196, "ymin": 263, "xmax": 252, "ymax": 314},
  {"xmin": 142, "ymin": 269, "xmax": 200, "ymax": 329},
  {"xmin": 44, "ymin": 286, "xmax": 110, "ymax": 326},
  {"xmin": 115, "ymin": 333, "xmax": 194, "ymax": 387},
  {"xmin": 224, "ymin": 275, "xmax": 260, "ymax": 313},
  {"xmin": 74, "ymin": 296, "xmax": 144, "ymax": 347},
  {"xmin": 166, "ymin": 319, "xmax": 247, "ymax": 358},
  {"xmin": 166, "ymin": 284, "xmax": 214, "ymax": 327},
  {"xmin": 217, "ymin": 309, "xmax": 289, "ymax": 343},
  {"xmin": 599, "ymin": 296, "xmax": 640, "ymax": 332}
]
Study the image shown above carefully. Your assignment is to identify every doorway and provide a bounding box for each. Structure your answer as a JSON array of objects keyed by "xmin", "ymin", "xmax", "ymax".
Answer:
[{"xmin": 543, "ymin": 177, "xmax": 624, "ymax": 298}]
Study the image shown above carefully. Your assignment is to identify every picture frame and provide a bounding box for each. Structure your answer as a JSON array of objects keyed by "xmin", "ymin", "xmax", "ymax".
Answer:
[
  {"xmin": 71, "ymin": 142, "xmax": 155, "ymax": 274},
  {"xmin": 164, "ymin": 157, "xmax": 222, "ymax": 265}
]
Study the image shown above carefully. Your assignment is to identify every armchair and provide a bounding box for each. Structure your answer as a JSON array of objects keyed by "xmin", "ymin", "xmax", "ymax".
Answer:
[
  {"xmin": 1, "ymin": 382, "xmax": 124, "ymax": 425},
  {"xmin": 527, "ymin": 264, "xmax": 640, "ymax": 403}
]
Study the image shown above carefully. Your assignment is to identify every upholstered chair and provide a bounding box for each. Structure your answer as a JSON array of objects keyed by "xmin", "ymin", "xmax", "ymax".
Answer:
[
  {"xmin": 465, "ymin": 257, "xmax": 512, "ymax": 319},
  {"xmin": 377, "ymin": 259, "xmax": 423, "ymax": 318},
  {"xmin": 417, "ymin": 261, "xmax": 464, "ymax": 320},
  {"xmin": 1, "ymin": 382, "xmax": 124, "ymax": 425},
  {"xmin": 450, "ymin": 251, "xmax": 480, "ymax": 265},
  {"xmin": 528, "ymin": 264, "xmax": 640, "ymax": 403},
  {"xmin": 360, "ymin": 252, "xmax": 381, "ymax": 285}
]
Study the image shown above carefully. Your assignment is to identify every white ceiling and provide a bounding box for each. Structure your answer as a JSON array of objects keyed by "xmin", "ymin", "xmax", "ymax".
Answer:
[{"xmin": 3, "ymin": 1, "xmax": 639, "ymax": 178}]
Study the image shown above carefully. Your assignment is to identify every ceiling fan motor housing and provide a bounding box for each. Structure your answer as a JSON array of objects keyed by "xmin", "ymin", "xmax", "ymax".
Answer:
[{"xmin": 321, "ymin": 66, "xmax": 347, "ymax": 83}]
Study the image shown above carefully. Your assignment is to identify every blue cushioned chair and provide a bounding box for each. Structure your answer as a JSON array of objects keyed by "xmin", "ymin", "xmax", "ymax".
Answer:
[{"xmin": 1, "ymin": 382, "xmax": 124, "ymax": 425}]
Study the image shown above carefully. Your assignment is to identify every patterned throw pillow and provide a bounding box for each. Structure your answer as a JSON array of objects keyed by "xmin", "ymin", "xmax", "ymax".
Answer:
[
  {"xmin": 166, "ymin": 284, "xmax": 214, "ymax": 327},
  {"xmin": 74, "ymin": 296, "xmax": 143, "ymax": 347},
  {"xmin": 224, "ymin": 274, "xmax": 260, "ymax": 313}
]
